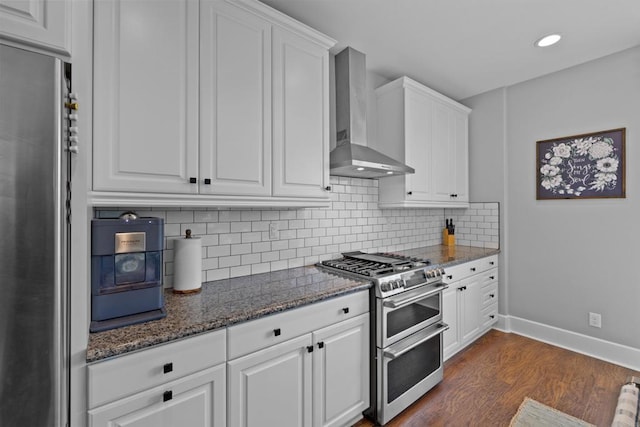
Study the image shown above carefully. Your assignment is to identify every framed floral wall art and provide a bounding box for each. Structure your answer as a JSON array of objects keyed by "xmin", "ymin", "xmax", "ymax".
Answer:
[{"xmin": 536, "ymin": 128, "xmax": 626, "ymax": 200}]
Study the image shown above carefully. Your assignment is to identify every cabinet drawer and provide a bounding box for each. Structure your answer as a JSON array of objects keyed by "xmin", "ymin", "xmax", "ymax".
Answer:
[
  {"xmin": 481, "ymin": 304, "xmax": 498, "ymax": 329},
  {"xmin": 442, "ymin": 255, "xmax": 498, "ymax": 284},
  {"xmin": 88, "ymin": 328, "xmax": 226, "ymax": 408},
  {"xmin": 481, "ymin": 282, "xmax": 498, "ymax": 309},
  {"xmin": 478, "ymin": 268, "xmax": 498, "ymax": 289},
  {"xmin": 227, "ymin": 290, "xmax": 368, "ymax": 360}
]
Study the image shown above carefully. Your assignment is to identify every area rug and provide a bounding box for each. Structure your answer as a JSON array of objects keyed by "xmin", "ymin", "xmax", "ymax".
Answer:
[{"xmin": 509, "ymin": 397, "xmax": 595, "ymax": 427}]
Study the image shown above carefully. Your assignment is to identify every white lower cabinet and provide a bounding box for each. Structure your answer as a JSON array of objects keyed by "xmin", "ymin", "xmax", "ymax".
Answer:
[
  {"xmin": 87, "ymin": 329, "xmax": 227, "ymax": 427},
  {"xmin": 87, "ymin": 292, "xmax": 370, "ymax": 427},
  {"xmin": 312, "ymin": 315, "xmax": 370, "ymax": 427},
  {"xmin": 88, "ymin": 365, "xmax": 225, "ymax": 427},
  {"xmin": 442, "ymin": 255, "xmax": 499, "ymax": 360},
  {"xmin": 228, "ymin": 334, "xmax": 313, "ymax": 427},
  {"xmin": 227, "ymin": 292, "xmax": 370, "ymax": 427}
]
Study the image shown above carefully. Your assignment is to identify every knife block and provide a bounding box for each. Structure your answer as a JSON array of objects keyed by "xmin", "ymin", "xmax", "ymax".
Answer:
[{"xmin": 443, "ymin": 229, "xmax": 455, "ymax": 246}]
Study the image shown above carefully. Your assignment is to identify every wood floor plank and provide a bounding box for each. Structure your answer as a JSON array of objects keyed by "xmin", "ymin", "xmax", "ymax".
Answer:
[{"xmin": 354, "ymin": 330, "xmax": 640, "ymax": 426}]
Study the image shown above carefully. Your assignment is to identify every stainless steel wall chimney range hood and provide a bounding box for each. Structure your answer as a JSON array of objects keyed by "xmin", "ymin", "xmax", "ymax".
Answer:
[{"xmin": 331, "ymin": 47, "xmax": 414, "ymax": 179}]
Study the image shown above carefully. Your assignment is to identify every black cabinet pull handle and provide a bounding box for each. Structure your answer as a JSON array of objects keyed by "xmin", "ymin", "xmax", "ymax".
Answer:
[
  {"xmin": 189, "ymin": 177, "xmax": 197, "ymax": 184},
  {"xmin": 163, "ymin": 390, "xmax": 173, "ymax": 402},
  {"xmin": 490, "ymin": 293, "xmax": 495, "ymax": 298},
  {"xmin": 204, "ymin": 178, "xmax": 211, "ymax": 185},
  {"xmin": 307, "ymin": 345, "xmax": 314, "ymax": 353},
  {"xmin": 318, "ymin": 342, "xmax": 324, "ymax": 349},
  {"xmin": 470, "ymin": 267, "xmax": 476, "ymax": 272},
  {"xmin": 490, "ymin": 276, "xmax": 495, "ymax": 280},
  {"xmin": 489, "ymin": 261, "xmax": 495, "ymax": 265},
  {"xmin": 324, "ymin": 185, "xmax": 332, "ymax": 191},
  {"xmin": 342, "ymin": 307, "xmax": 349, "ymax": 314},
  {"xmin": 490, "ymin": 315, "xmax": 495, "ymax": 319},
  {"xmin": 458, "ymin": 287, "xmax": 464, "ymax": 291},
  {"xmin": 447, "ymin": 275, "xmax": 453, "ymax": 280},
  {"xmin": 163, "ymin": 362, "xmax": 173, "ymax": 374},
  {"xmin": 273, "ymin": 328, "xmax": 281, "ymax": 337},
  {"xmin": 407, "ymin": 191, "xmax": 413, "ymax": 195}
]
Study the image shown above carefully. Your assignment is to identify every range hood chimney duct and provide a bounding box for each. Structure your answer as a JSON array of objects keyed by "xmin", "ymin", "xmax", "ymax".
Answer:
[{"xmin": 331, "ymin": 47, "xmax": 414, "ymax": 179}]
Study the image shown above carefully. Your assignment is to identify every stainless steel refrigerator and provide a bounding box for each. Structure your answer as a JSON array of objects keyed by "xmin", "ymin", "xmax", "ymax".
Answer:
[{"xmin": 0, "ymin": 43, "xmax": 70, "ymax": 426}]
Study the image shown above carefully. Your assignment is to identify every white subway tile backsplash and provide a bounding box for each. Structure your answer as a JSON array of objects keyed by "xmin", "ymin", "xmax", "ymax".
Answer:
[{"xmin": 96, "ymin": 179, "xmax": 500, "ymax": 284}]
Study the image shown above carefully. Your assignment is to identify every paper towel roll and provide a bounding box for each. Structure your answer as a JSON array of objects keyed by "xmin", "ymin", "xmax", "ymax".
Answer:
[{"xmin": 173, "ymin": 234, "xmax": 202, "ymax": 294}]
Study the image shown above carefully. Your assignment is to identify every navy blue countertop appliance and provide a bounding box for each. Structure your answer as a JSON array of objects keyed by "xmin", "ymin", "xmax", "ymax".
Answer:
[{"xmin": 90, "ymin": 214, "xmax": 166, "ymax": 332}]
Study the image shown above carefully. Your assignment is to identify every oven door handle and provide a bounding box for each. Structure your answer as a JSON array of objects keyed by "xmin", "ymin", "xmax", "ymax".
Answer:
[
  {"xmin": 383, "ymin": 284, "xmax": 449, "ymax": 309},
  {"xmin": 383, "ymin": 322, "xmax": 449, "ymax": 360}
]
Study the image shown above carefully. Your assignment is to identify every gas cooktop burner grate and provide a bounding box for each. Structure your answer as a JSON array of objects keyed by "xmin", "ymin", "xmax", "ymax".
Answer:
[{"xmin": 320, "ymin": 251, "xmax": 431, "ymax": 278}]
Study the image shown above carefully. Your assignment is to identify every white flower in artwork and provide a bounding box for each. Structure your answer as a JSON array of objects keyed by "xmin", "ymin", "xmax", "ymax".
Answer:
[
  {"xmin": 541, "ymin": 175, "xmax": 562, "ymax": 190},
  {"xmin": 552, "ymin": 143, "xmax": 572, "ymax": 158},
  {"xmin": 575, "ymin": 192, "xmax": 582, "ymax": 196},
  {"xmin": 545, "ymin": 153, "xmax": 552, "ymax": 159},
  {"xmin": 590, "ymin": 172, "xmax": 617, "ymax": 191},
  {"xmin": 572, "ymin": 137, "xmax": 597, "ymax": 156},
  {"xmin": 577, "ymin": 186, "xmax": 586, "ymax": 192},
  {"xmin": 549, "ymin": 156, "xmax": 562, "ymax": 166},
  {"xmin": 540, "ymin": 164, "xmax": 560, "ymax": 176},
  {"xmin": 588, "ymin": 141, "xmax": 613, "ymax": 159},
  {"xmin": 567, "ymin": 189, "xmax": 574, "ymax": 194},
  {"xmin": 596, "ymin": 157, "xmax": 619, "ymax": 173},
  {"xmin": 558, "ymin": 189, "xmax": 565, "ymax": 194}
]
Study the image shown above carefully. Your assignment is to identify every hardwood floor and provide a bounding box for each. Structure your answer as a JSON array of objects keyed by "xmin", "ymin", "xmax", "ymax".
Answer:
[{"xmin": 355, "ymin": 329, "xmax": 640, "ymax": 427}]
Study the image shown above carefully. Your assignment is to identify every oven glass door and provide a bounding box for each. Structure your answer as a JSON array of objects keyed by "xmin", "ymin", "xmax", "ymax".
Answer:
[
  {"xmin": 379, "ymin": 283, "xmax": 445, "ymax": 348},
  {"xmin": 377, "ymin": 322, "xmax": 448, "ymax": 425}
]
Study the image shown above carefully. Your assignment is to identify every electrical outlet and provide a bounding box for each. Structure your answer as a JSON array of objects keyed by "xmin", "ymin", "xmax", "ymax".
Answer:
[
  {"xmin": 588, "ymin": 312, "xmax": 602, "ymax": 328},
  {"xmin": 269, "ymin": 222, "xmax": 279, "ymax": 240}
]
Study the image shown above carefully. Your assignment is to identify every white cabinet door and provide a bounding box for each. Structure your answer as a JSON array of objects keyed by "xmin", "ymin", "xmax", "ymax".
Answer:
[
  {"xmin": 228, "ymin": 334, "xmax": 313, "ymax": 427},
  {"xmin": 460, "ymin": 276, "xmax": 482, "ymax": 343},
  {"xmin": 312, "ymin": 314, "xmax": 369, "ymax": 427},
  {"xmin": 93, "ymin": 0, "xmax": 199, "ymax": 194},
  {"xmin": 442, "ymin": 286, "xmax": 460, "ymax": 360},
  {"xmin": 0, "ymin": 0, "xmax": 70, "ymax": 56},
  {"xmin": 404, "ymin": 88, "xmax": 432, "ymax": 201},
  {"xmin": 88, "ymin": 364, "xmax": 225, "ymax": 427},
  {"xmin": 272, "ymin": 27, "xmax": 330, "ymax": 199},
  {"xmin": 199, "ymin": 0, "xmax": 271, "ymax": 196},
  {"xmin": 431, "ymin": 100, "xmax": 469, "ymax": 203}
]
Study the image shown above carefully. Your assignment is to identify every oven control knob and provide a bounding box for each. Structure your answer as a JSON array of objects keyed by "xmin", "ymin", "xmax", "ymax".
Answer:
[
  {"xmin": 381, "ymin": 282, "xmax": 391, "ymax": 292},
  {"xmin": 395, "ymin": 280, "xmax": 404, "ymax": 289}
]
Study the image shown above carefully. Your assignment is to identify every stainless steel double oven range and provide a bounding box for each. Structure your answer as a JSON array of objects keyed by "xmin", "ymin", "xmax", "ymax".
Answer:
[{"xmin": 320, "ymin": 251, "xmax": 448, "ymax": 425}]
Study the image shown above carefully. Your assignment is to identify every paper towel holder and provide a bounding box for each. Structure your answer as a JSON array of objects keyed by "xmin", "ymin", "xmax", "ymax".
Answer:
[{"xmin": 172, "ymin": 229, "xmax": 203, "ymax": 295}]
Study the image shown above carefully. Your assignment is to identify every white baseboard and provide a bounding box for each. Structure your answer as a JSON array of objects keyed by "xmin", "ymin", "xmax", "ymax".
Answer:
[{"xmin": 494, "ymin": 314, "xmax": 640, "ymax": 371}]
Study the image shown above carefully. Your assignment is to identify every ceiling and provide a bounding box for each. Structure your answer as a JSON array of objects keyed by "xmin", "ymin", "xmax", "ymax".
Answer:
[{"xmin": 261, "ymin": 0, "xmax": 640, "ymax": 101}]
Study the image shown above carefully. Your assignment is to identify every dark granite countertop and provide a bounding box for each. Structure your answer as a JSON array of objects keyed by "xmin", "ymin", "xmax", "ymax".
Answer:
[
  {"xmin": 394, "ymin": 245, "xmax": 499, "ymax": 267},
  {"xmin": 87, "ymin": 244, "xmax": 499, "ymax": 363},
  {"xmin": 87, "ymin": 265, "xmax": 371, "ymax": 363}
]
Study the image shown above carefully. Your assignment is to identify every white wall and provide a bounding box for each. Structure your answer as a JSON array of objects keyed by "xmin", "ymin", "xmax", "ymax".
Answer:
[
  {"xmin": 466, "ymin": 46, "xmax": 640, "ymax": 350},
  {"xmin": 463, "ymin": 87, "xmax": 508, "ymax": 314}
]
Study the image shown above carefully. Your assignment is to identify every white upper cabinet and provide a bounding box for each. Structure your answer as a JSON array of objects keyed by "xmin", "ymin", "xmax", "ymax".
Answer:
[
  {"xmin": 91, "ymin": 0, "xmax": 335, "ymax": 207},
  {"xmin": 93, "ymin": 0, "xmax": 199, "ymax": 194},
  {"xmin": 272, "ymin": 27, "xmax": 330, "ymax": 199},
  {"xmin": 200, "ymin": 0, "xmax": 271, "ymax": 197},
  {"xmin": 0, "ymin": 0, "xmax": 70, "ymax": 57},
  {"xmin": 374, "ymin": 76, "xmax": 471, "ymax": 208}
]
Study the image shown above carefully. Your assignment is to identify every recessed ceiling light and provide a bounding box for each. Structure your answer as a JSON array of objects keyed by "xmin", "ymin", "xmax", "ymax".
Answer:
[
  {"xmin": 356, "ymin": 167, "xmax": 365, "ymax": 171},
  {"xmin": 535, "ymin": 34, "xmax": 562, "ymax": 48},
  {"xmin": 386, "ymin": 171, "xmax": 393, "ymax": 175}
]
